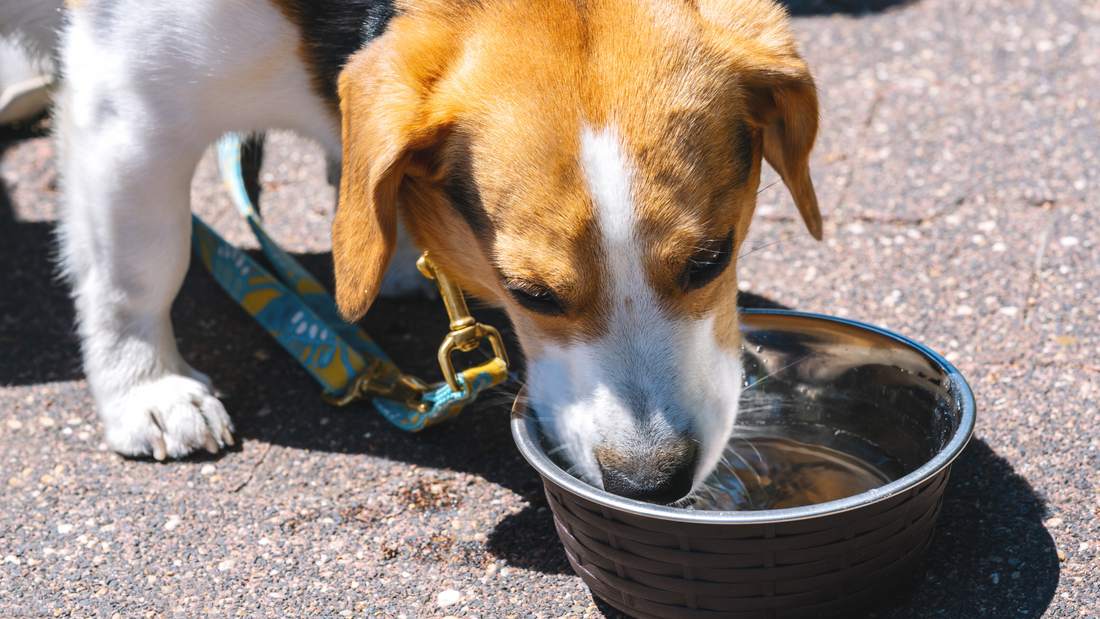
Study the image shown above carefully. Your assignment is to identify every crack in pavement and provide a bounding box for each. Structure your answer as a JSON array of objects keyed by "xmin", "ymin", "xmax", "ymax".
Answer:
[
  {"xmin": 229, "ymin": 390, "xmax": 314, "ymax": 494},
  {"xmin": 830, "ymin": 87, "xmax": 884, "ymax": 220},
  {"xmin": 1022, "ymin": 204, "xmax": 1058, "ymax": 329}
]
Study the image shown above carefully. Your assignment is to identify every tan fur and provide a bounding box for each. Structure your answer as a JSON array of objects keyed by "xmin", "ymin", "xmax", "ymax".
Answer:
[{"xmin": 333, "ymin": 0, "xmax": 820, "ymax": 356}]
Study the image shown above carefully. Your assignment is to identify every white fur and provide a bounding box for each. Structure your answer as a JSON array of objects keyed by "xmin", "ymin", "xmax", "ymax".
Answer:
[
  {"xmin": 0, "ymin": 0, "xmax": 64, "ymax": 69},
  {"xmin": 527, "ymin": 125, "xmax": 741, "ymax": 492},
  {"xmin": 53, "ymin": 0, "xmax": 350, "ymax": 458}
]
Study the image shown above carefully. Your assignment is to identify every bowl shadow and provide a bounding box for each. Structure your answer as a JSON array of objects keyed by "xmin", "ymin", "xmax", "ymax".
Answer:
[
  {"xmin": 566, "ymin": 437, "xmax": 1059, "ymax": 618},
  {"xmin": 864, "ymin": 437, "xmax": 1059, "ymax": 619}
]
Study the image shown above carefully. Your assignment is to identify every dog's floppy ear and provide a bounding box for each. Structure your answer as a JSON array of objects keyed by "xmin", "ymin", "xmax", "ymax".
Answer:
[
  {"xmin": 697, "ymin": 0, "xmax": 822, "ymax": 239},
  {"xmin": 744, "ymin": 64, "xmax": 822, "ymax": 240},
  {"xmin": 332, "ymin": 22, "xmax": 454, "ymax": 321}
]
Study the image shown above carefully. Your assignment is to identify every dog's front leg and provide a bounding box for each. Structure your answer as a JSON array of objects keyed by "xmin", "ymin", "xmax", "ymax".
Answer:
[{"xmin": 57, "ymin": 93, "xmax": 233, "ymax": 461}]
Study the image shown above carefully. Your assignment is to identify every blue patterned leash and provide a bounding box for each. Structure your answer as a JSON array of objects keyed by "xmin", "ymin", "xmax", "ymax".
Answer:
[{"xmin": 189, "ymin": 134, "xmax": 509, "ymax": 431}]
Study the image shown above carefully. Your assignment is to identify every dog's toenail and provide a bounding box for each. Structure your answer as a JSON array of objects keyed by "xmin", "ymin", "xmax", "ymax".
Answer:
[{"xmin": 152, "ymin": 437, "xmax": 167, "ymax": 461}]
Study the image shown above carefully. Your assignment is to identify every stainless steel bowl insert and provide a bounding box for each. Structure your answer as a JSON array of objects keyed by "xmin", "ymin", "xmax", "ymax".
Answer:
[{"xmin": 512, "ymin": 310, "xmax": 976, "ymax": 619}]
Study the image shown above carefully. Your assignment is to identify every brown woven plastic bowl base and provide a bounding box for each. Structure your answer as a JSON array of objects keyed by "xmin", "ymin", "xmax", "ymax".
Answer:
[{"xmin": 544, "ymin": 468, "xmax": 947, "ymax": 619}]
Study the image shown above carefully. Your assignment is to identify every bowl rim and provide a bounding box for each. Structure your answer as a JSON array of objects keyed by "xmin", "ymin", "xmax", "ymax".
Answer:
[{"xmin": 510, "ymin": 309, "xmax": 977, "ymax": 524}]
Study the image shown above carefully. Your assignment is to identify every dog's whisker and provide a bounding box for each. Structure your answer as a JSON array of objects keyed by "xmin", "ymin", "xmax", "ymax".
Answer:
[
  {"xmin": 546, "ymin": 444, "xmax": 570, "ymax": 456},
  {"xmin": 737, "ymin": 233, "xmax": 810, "ymax": 260},
  {"xmin": 743, "ymin": 353, "xmax": 813, "ymax": 390},
  {"xmin": 733, "ymin": 436, "xmax": 765, "ymax": 467},
  {"xmin": 462, "ymin": 396, "xmax": 521, "ymax": 414},
  {"xmin": 530, "ymin": 411, "xmax": 557, "ymax": 425},
  {"xmin": 695, "ymin": 466, "xmax": 761, "ymax": 510},
  {"xmin": 757, "ymin": 179, "xmax": 781, "ymax": 195},
  {"xmin": 726, "ymin": 444, "xmax": 766, "ymax": 493}
]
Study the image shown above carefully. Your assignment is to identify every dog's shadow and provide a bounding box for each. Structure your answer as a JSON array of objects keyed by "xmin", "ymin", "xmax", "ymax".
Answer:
[
  {"xmin": 144, "ymin": 250, "xmax": 1072, "ymax": 619},
  {"xmin": 0, "ymin": 123, "xmax": 83, "ymax": 386},
  {"xmin": 1, "ymin": 122, "xmax": 1057, "ymax": 618}
]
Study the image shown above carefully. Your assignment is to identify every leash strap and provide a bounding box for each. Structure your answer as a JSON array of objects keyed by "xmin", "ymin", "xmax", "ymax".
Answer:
[{"xmin": 189, "ymin": 133, "xmax": 507, "ymax": 431}]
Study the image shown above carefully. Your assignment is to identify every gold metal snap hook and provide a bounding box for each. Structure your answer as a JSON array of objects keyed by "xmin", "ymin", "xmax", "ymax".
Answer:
[
  {"xmin": 418, "ymin": 254, "xmax": 511, "ymax": 393},
  {"xmin": 326, "ymin": 253, "xmax": 509, "ymax": 411},
  {"xmin": 322, "ymin": 355, "xmax": 434, "ymax": 412},
  {"xmin": 321, "ymin": 357, "xmax": 382, "ymax": 407}
]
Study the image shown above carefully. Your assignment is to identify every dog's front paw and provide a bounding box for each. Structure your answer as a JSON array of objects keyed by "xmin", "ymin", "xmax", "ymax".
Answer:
[{"xmin": 100, "ymin": 372, "xmax": 235, "ymax": 460}]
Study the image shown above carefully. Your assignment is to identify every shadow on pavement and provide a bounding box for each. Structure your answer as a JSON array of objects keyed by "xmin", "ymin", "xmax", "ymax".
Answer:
[
  {"xmin": 867, "ymin": 438, "xmax": 1059, "ymax": 619},
  {"xmin": 778, "ymin": 0, "xmax": 915, "ymax": 15},
  {"xmin": 0, "ymin": 123, "xmax": 83, "ymax": 387},
  {"xmin": 3, "ymin": 122, "xmax": 1056, "ymax": 619}
]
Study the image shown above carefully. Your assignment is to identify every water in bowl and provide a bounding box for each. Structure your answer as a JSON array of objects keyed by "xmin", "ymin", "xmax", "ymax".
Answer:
[{"xmin": 689, "ymin": 435, "xmax": 898, "ymax": 511}]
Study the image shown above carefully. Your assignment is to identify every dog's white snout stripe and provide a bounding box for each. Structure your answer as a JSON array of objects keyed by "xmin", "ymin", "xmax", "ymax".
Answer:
[
  {"xmin": 580, "ymin": 125, "xmax": 644, "ymax": 307},
  {"xmin": 581, "ymin": 126, "xmax": 636, "ymax": 247}
]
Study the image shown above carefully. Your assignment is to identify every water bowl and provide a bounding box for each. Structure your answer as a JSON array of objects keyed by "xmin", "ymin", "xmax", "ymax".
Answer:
[{"xmin": 511, "ymin": 310, "xmax": 975, "ymax": 619}]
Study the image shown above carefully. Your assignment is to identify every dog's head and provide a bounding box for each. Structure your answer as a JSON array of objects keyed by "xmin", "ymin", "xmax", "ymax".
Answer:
[{"xmin": 332, "ymin": 0, "xmax": 820, "ymax": 504}]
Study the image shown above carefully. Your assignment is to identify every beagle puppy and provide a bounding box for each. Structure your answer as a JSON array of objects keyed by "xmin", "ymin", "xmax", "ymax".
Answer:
[{"xmin": 44, "ymin": 0, "xmax": 820, "ymax": 504}]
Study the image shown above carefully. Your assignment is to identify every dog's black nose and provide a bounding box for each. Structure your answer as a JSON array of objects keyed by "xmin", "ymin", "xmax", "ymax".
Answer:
[{"xmin": 596, "ymin": 441, "xmax": 697, "ymax": 505}]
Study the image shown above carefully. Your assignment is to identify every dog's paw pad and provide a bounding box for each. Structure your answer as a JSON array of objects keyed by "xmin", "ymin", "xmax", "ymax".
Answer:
[{"xmin": 102, "ymin": 374, "xmax": 234, "ymax": 459}]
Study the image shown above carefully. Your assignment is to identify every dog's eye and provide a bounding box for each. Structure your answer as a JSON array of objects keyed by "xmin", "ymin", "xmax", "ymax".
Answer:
[
  {"xmin": 506, "ymin": 283, "xmax": 565, "ymax": 317},
  {"xmin": 683, "ymin": 233, "xmax": 734, "ymax": 291}
]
